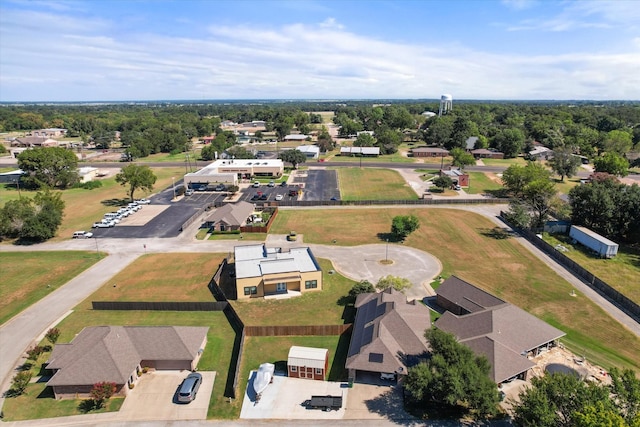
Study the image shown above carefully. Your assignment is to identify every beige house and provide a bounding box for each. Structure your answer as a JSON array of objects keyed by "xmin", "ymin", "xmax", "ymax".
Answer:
[
  {"xmin": 46, "ymin": 326, "xmax": 208, "ymax": 399},
  {"xmin": 234, "ymin": 244, "xmax": 322, "ymax": 299},
  {"xmin": 203, "ymin": 201, "xmax": 255, "ymax": 231}
]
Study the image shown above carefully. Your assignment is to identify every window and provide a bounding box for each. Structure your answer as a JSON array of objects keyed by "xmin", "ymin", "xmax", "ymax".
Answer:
[
  {"xmin": 291, "ymin": 366, "xmax": 297, "ymax": 372},
  {"xmin": 315, "ymin": 368, "xmax": 323, "ymax": 375},
  {"xmin": 305, "ymin": 280, "xmax": 317, "ymax": 289},
  {"xmin": 244, "ymin": 286, "xmax": 257, "ymax": 296}
]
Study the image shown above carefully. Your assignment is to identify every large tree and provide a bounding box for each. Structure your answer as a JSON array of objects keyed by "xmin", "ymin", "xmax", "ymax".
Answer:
[
  {"xmin": 512, "ymin": 369, "xmax": 639, "ymax": 427},
  {"xmin": 115, "ymin": 164, "xmax": 157, "ymax": 201},
  {"xmin": 503, "ymin": 162, "xmax": 557, "ymax": 229},
  {"xmin": 492, "ymin": 128, "xmax": 525, "ymax": 158},
  {"xmin": 353, "ymin": 132, "xmax": 375, "ymax": 147},
  {"xmin": 278, "ymin": 149, "xmax": 307, "ymax": 169},
  {"xmin": 0, "ymin": 190, "xmax": 65, "ymax": 242},
  {"xmin": 569, "ymin": 176, "xmax": 640, "ymax": 243},
  {"xmin": 449, "ymin": 147, "xmax": 476, "ymax": 170},
  {"xmin": 548, "ymin": 146, "xmax": 581, "ymax": 181},
  {"xmin": 375, "ymin": 275, "xmax": 412, "ymax": 293},
  {"xmin": 391, "ymin": 214, "xmax": 420, "ymax": 239},
  {"xmin": 17, "ymin": 147, "xmax": 79, "ymax": 189},
  {"xmin": 594, "ymin": 152, "xmax": 629, "ymax": 177},
  {"xmin": 404, "ymin": 328, "xmax": 499, "ymax": 419}
]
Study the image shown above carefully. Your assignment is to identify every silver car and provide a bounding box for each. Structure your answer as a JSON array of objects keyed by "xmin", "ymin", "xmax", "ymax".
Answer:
[{"xmin": 177, "ymin": 372, "xmax": 202, "ymax": 403}]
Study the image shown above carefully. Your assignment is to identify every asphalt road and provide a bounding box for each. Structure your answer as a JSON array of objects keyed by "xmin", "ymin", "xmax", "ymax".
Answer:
[{"xmin": 302, "ymin": 169, "xmax": 340, "ymax": 201}]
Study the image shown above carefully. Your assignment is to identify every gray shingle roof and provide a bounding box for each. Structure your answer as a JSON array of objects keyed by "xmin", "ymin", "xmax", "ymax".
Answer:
[
  {"xmin": 204, "ymin": 201, "xmax": 254, "ymax": 227},
  {"xmin": 346, "ymin": 288, "xmax": 431, "ymax": 374},
  {"xmin": 435, "ymin": 277, "xmax": 565, "ymax": 383},
  {"xmin": 47, "ymin": 326, "xmax": 208, "ymax": 386}
]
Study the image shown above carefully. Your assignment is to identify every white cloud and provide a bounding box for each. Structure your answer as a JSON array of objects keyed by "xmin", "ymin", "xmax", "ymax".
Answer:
[{"xmin": 1, "ymin": 6, "xmax": 639, "ymax": 101}]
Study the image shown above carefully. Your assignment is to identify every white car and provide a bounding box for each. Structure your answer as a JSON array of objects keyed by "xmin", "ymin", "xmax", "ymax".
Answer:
[
  {"xmin": 275, "ymin": 194, "xmax": 283, "ymax": 201},
  {"xmin": 136, "ymin": 198, "xmax": 151, "ymax": 204},
  {"xmin": 93, "ymin": 221, "xmax": 114, "ymax": 228},
  {"xmin": 128, "ymin": 204, "xmax": 141, "ymax": 211},
  {"xmin": 73, "ymin": 231, "xmax": 93, "ymax": 238}
]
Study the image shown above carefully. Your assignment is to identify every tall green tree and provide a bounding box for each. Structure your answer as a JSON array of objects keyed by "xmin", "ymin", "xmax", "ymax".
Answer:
[
  {"xmin": 17, "ymin": 147, "xmax": 79, "ymax": 189},
  {"xmin": 391, "ymin": 214, "xmax": 420, "ymax": 239},
  {"xmin": 115, "ymin": 164, "xmax": 157, "ymax": 201},
  {"xmin": 278, "ymin": 149, "xmax": 307, "ymax": 169},
  {"xmin": 353, "ymin": 133, "xmax": 375, "ymax": 147},
  {"xmin": 503, "ymin": 162, "xmax": 557, "ymax": 229},
  {"xmin": 594, "ymin": 152, "xmax": 629, "ymax": 177},
  {"xmin": 450, "ymin": 147, "xmax": 476, "ymax": 170},
  {"xmin": 492, "ymin": 128, "xmax": 525, "ymax": 158},
  {"xmin": 603, "ymin": 129, "xmax": 633, "ymax": 155},
  {"xmin": 548, "ymin": 146, "xmax": 581, "ymax": 181},
  {"xmin": 404, "ymin": 328, "xmax": 499, "ymax": 419}
]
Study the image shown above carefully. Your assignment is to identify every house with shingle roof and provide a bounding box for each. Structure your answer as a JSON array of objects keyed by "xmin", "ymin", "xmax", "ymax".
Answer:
[
  {"xmin": 46, "ymin": 326, "xmax": 208, "ymax": 399},
  {"xmin": 434, "ymin": 276, "xmax": 565, "ymax": 383},
  {"xmin": 346, "ymin": 288, "xmax": 431, "ymax": 383},
  {"xmin": 203, "ymin": 201, "xmax": 255, "ymax": 231},
  {"xmin": 411, "ymin": 147, "xmax": 449, "ymax": 158}
]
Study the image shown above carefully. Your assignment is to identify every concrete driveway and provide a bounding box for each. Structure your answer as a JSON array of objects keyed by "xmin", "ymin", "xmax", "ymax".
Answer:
[
  {"xmin": 117, "ymin": 370, "xmax": 215, "ymax": 421},
  {"xmin": 240, "ymin": 373, "xmax": 348, "ymax": 419}
]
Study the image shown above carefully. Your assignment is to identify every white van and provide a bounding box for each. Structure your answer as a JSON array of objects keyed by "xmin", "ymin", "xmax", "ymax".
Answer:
[
  {"xmin": 104, "ymin": 212, "xmax": 119, "ymax": 219},
  {"xmin": 72, "ymin": 231, "xmax": 93, "ymax": 239}
]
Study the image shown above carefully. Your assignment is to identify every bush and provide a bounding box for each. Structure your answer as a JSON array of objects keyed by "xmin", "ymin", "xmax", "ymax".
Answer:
[
  {"xmin": 26, "ymin": 345, "xmax": 44, "ymax": 361},
  {"xmin": 211, "ymin": 230, "xmax": 241, "ymax": 235},
  {"xmin": 349, "ymin": 280, "xmax": 375, "ymax": 298},
  {"xmin": 10, "ymin": 371, "xmax": 32, "ymax": 396},
  {"xmin": 74, "ymin": 180, "xmax": 103, "ymax": 190},
  {"xmin": 45, "ymin": 327, "xmax": 60, "ymax": 344}
]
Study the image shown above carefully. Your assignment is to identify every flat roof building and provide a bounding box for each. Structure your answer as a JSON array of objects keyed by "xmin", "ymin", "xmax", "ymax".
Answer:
[{"xmin": 184, "ymin": 159, "xmax": 283, "ymax": 188}]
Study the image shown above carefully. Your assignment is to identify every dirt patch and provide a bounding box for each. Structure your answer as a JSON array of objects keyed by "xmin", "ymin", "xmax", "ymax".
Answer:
[
  {"xmin": 530, "ymin": 347, "xmax": 611, "ymax": 385},
  {"xmin": 485, "ymin": 172, "xmax": 503, "ymax": 184}
]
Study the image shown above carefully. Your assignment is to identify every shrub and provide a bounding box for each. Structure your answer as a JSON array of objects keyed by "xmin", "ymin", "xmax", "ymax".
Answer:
[
  {"xmin": 74, "ymin": 180, "xmax": 103, "ymax": 190},
  {"xmin": 10, "ymin": 371, "xmax": 32, "ymax": 396},
  {"xmin": 26, "ymin": 345, "xmax": 44, "ymax": 361},
  {"xmin": 90, "ymin": 382, "xmax": 117, "ymax": 409},
  {"xmin": 349, "ymin": 280, "xmax": 375, "ymax": 298},
  {"xmin": 45, "ymin": 327, "xmax": 60, "ymax": 344}
]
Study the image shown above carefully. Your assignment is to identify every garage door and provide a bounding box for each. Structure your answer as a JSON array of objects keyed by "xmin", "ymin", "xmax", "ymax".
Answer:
[{"xmin": 153, "ymin": 360, "xmax": 191, "ymax": 370}]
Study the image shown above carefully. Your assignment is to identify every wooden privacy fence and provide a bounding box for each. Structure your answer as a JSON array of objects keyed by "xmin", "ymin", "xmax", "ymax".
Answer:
[
  {"xmin": 498, "ymin": 214, "xmax": 640, "ymax": 323},
  {"xmin": 91, "ymin": 301, "xmax": 227, "ymax": 311},
  {"xmin": 245, "ymin": 324, "xmax": 352, "ymax": 337}
]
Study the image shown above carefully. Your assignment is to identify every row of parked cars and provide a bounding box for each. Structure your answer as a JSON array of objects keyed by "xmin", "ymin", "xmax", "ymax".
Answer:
[{"xmin": 91, "ymin": 199, "xmax": 150, "ymax": 228}]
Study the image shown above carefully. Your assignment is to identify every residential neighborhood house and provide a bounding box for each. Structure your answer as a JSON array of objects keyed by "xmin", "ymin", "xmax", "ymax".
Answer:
[
  {"xmin": 233, "ymin": 243, "xmax": 322, "ymax": 299},
  {"xmin": 411, "ymin": 147, "xmax": 449, "ymax": 158},
  {"xmin": 46, "ymin": 326, "xmax": 208, "ymax": 399},
  {"xmin": 346, "ymin": 288, "xmax": 431, "ymax": 383},
  {"xmin": 203, "ymin": 201, "xmax": 255, "ymax": 232},
  {"xmin": 340, "ymin": 146, "xmax": 381, "ymax": 157},
  {"xmin": 434, "ymin": 276, "xmax": 566, "ymax": 383}
]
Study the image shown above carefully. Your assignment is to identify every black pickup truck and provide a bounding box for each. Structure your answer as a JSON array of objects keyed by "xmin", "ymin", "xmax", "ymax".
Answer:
[{"xmin": 307, "ymin": 395, "xmax": 343, "ymax": 411}]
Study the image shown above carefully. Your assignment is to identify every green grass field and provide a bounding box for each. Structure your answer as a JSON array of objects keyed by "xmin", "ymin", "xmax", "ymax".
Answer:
[
  {"xmin": 480, "ymin": 157, "xmax": 527, "ymax": 166},
  {"xmin": 542, "ymin": 233, "xmax": 640, "ymax": 304},
  {"xmin": 337, "ymin": 168, "xmax": 418, "ymax": 200},
  {"xmin": 270, "ymin": 208, "xmax": 640, "ymax": 371},
  {"xmin": 467, "ymin": 172, "xmax": 504, "ymax": 195},
  {"xmin": 0, "ymin": 251, "xmax": 105, "ymax": 325}
]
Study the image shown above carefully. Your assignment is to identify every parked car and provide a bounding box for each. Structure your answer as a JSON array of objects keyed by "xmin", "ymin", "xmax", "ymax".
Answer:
[
  {"xmin": 289, "ymin": 189, "xmax": 298, "ymax": 197},
  {"xmin": 214, "ymin": 184, "xmax": 225, "ymax": 191},
  {"xmin": 136, "ymin": 198, "xmax": 151, "ymax": 204},
  {"xmin": 454, "ymin": 185, "xmax": 461, "ymax": 191},
  {"xmin": 268, "ymin": 181, "xmax": 275, "ymax": 187},
  {"xmin": 259, "ymin": 194, "xmax": 268, "ymax": 201},
  {"xmin": 93, "ymin": 221, "xmax": 114, "ymax": 228},
  {"xmin": 280, "ymin": 181, "xmax": 288, "ymax": 187},
  {"xmin": 287, "ymin": 231, "xmax": 297, "ymax": 241},
  {"xmin": 72, "ymin": 231, "xmax": 93, "ymax": 239},
  {"xmin": 185, "ymin": 189, "xmax": 194, "ymax": 196},
  {"xmin": 275, "ymin": 194, "xmax": 283, "ymax": 201},
  {"xmin": 177, "ymin": 372, "xmax": 202, "ymax": 403},
  {"xmin": 252, "ymin": 181, "xmax": 261, "ymax": 188},
  {"xmin": 251, "ymin": 194, "xmax": 260, "ymax": 201},
  {"xmin": 128, "ymin": 203, "xmax": 141, "ymax": 211}
]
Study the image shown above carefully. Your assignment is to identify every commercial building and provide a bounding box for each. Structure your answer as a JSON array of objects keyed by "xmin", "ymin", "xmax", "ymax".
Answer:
[{"xmin": 184, "ymin": 159, "xmax": 283, "ymax": 188}]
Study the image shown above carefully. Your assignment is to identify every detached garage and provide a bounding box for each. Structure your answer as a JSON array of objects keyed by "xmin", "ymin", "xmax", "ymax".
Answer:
[{"xmin": 287, "ymin": 346, "xmax": 328, "ymax": 381}]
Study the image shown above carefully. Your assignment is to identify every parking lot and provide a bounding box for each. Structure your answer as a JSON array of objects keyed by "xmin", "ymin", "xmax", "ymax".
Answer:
[{"xmin": 301, "ymin": 169, "xmax": 340, "ymax": 201}]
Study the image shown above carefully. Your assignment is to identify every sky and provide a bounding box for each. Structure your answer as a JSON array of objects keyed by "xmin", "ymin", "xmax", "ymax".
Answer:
[{"xmin": 1, "ymin": 0, "xmax": 639, "ymax": 102}]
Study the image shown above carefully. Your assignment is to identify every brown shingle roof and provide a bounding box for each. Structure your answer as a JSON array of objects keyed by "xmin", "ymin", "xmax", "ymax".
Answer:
[
  {"xmin": 437, "ymin": 276, "xmax": 505, "ymax": 313},
  {"xmin": 204, "ymin": 201, "xmax": 254, "ymax": 227},
  {"xmin": 47, "ymin": 326, "xmax": 208, "ymax": 386},
  {"xmin": 346, "ymin": 288, "xmax": 430, "ymax": 374},
  {"xmin": 435, "ymin": 278, "xmax": 565, "ymax": 383}
]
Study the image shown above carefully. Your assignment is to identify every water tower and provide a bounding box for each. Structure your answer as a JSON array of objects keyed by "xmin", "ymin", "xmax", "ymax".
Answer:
[{"xmin": 438, "ymin": 94, "xmax": 453, "ymax": 116}]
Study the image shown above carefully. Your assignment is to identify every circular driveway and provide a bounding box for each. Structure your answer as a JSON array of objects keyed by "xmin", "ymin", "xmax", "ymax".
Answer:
[{"xmin": 310, "ymin": 243, "xmax": 442, "ymax": 300}]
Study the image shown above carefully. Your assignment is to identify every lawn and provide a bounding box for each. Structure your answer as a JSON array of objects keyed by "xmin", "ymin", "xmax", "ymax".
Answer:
[
  {"xmin": 0, "ymin": 167, "xmax": 185, "ymax": 242},
  {"xmin": 467, "ymin": 172, "xmax": 504, "ymax": 195},
  {"xmin": 553, "ymin": 176, "xmax": 581, "ymax": 196},
  {"xmin": 238, "ymin": 334, "xmax": 347, "ymax": 401},
  {"xmin": 337, "ymin": 168, "xmax": 419, "ymax": 201},
  {"xmin": 480, "ymin": 157, "xmax": 527, "ymax": 167},
  {"xmin": 270, "ymin": 208, "xmax": 640, "ymax": 371},
  {"xmin": 208, "ymin": 232, "xmax": 265, "ymax": 241},
  {"xmin": 231, "ymin": 258, "xmax": 357, "ymax": 326},
  {"xmin": 86, "ymin": 253, "xmax": 223, "ymax": 302},
  {"xmin": 0, "ymin": 251, "xmax": 105, "ymax": 325},
  {"xmin": 542, "ymin": 233, "xmax": 640, "ymax": 305}
]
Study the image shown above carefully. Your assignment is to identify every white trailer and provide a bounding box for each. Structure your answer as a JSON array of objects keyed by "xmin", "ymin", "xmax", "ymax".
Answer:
[{"xmin": 569, "ymin": 225, "xmax": 618, "ymax": 258}]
